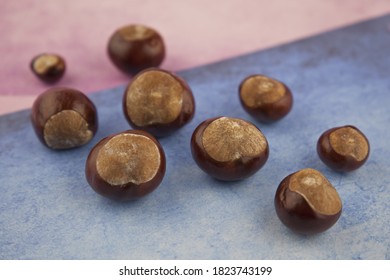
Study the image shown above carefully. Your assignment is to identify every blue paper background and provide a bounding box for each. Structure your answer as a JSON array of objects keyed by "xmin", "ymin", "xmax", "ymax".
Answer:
[{"xmin": 1, "ymin": 15, "xmax": 389, "ymax": 259}]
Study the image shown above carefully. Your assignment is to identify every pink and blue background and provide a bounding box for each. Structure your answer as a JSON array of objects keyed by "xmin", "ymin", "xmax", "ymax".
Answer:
[
  {"xmin": 1, "ymin": 0, "xmax": 390, "ymax": 115},
  {"xmin": 1, "ymin": 1, "xmax": 390, "ymax": 259}
]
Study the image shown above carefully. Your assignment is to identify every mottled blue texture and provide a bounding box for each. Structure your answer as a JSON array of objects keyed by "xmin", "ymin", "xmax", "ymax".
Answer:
[{"xmin": 1, "ymin": 15, "xmax": 390, "ymax": 260}]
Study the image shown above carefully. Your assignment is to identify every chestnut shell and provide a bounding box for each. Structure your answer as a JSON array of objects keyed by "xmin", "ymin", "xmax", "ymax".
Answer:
[
  {"xmin": 31, "ymin": 87, "xmax": 98, "ymax": 149},
  {"xmin": 239, "ymin": 75, "xmax": 293, "ymax": 123},
  {"xmin": 30, "ymin": 53, "xmax": 66, "ymax": 83},
  {"xmin": 274, "ymin": 171, "xmax": 342, "ymax": 235},
  {"xmin": 85, "ymin": 130, "xmax": 166, "ymax": 201},
  {"xmin": 107, "ymin": 24, "xmax": 165, "ymax": 75},
  {"xmin": 190, "ymin": 117, "xmax": 269, "ymax": 181},
  {"xmin": 123, "ymin": 68, "xmax": 195, "ymax": 137},
  {"xmin": 317, "ymin": 125, "xmax": 370, "ymax": 172}
]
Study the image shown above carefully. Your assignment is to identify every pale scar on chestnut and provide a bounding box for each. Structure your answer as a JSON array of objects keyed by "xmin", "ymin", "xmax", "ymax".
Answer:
[
  {"xmin": 125, "ymin": 70, "xmax": 183, "ymax": 126},
  {"xmin": 119, "ymin": 25, "xmax": 155, "ymax": 41},
  {"xmin": 43, "ymin": 110, "xmax": 93, "ymax": 149},
  {"xmin": 96, "ymin": 133, "xmax": 161, "ymax": 186},
  {"xmin": 202, "ymin": 117, "xmax": 267, "ymax": 162},
  {"xmin": 240, "ymin": 75, "xmax": 285, "ymax": 107},
  {"xmin": 329, "ymin": 127, "xmax": 369, "ymax": 161},
  {"xmin": 288, "ymin": 168, "xmax": 342, "ymax": 215},
  {"xmin": 33, "ymin": 54, "xmax": 63, "ymax": 74}
]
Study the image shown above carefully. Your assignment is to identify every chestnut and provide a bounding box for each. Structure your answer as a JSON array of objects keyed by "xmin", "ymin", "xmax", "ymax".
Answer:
[
  {"xmin": 239, "ymin": 74, "xmax": 293, "ymax": 123},
  {"xmin": 107, "ymin": 24, "xmax": 165, "ymax": 75},
  {"xmin": 31, "ymin": 87, "xmax": 98, "ymax": 150},
  {"xmin": 85, "ymin": 130, "xmax": 166, "ymax": 201},
  {"xmin": 30, "ymin": 53, "xmax": 66, "ymax": 83},
  {"xmin": 274, "ymin": 168, "xmax": 342, "ymax": 234},
  {"xmin": 317, "ymin": 125, "xmax": 370, "ymax": 172},
  {"xmin": 123, "ymin": 68, "xmax": 195, "ymax": 137},
  {"xmin": 191, "ymin": 116, "xmax": 269, "ymax": 181}
]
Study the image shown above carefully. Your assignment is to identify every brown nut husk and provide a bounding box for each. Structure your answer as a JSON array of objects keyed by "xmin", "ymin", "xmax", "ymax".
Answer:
[
  {"xmin": 30, "ymin": 53, "xmax": 66, "ymax": 83},
  {"xmin": 239, "ymin": 74, "xmax": 293, "ymax": 123},
  {"xmin": 107, "ymin": 24, "xmax": 165, "ymax": 75},
  {"xmin": 191, "ymin": 116, "xmax": 269, "ymax": 181},
  {"xmin": 317, "ymin": 125, "xmax": 370, "ymax": 172},
  {"xmin": 85, "ymin": 130, "xmax": 166, "ymax": 201},
  {"xmin": 123, "ymin": 68, "xmax": 195, "ymax": 137},
  {"xmin": 274, "ymin": 168, "xmax": 342, "ymax": 234},
  {"xmin": 31, "ymin": 87, "xmax": 98, "ymax": 150}
]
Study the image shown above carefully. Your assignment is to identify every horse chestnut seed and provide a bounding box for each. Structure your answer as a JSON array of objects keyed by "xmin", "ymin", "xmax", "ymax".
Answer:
[
  {"xmin": 85, "ymin": 130, "xmax": 166, "ymax": 201},
  {"xmin": 30, "ymin": 53, "xmax": 66, "ymax": 83},
  {"xmin": 274, "ymin": 168, "xmax": 342, "ymax": 234},
  {"xmin": 107, "ymin": 24, "xmax": 165, "ymax": 75},
  {"xmin": 123, "ymin": 68, "xmax": 195, "ymax": 137},
  {"xmin": 239, "ymin": 74, "xmax": 293, "ymax": 123},
  {"xmin": 191, "ymin": 116, "xmax": 269, "ymax": 181},
  {"xmin": 317, "ymin": 125, "xmax": 370, "ymax": 172},
  {"xmin": 31, "ymin": 87, "xmax": 98, "ymax": 149}
]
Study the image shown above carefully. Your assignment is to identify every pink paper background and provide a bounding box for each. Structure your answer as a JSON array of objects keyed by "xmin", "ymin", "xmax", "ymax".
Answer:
[{"xmin": 1, "ymin": 0, "xmax": 390, "ymax": 115}]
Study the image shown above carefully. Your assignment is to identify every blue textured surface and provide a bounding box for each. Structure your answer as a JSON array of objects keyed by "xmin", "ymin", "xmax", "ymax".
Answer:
[{"xmin": 1, "ymin": 15, "xmax": 390, "ymax": 260}]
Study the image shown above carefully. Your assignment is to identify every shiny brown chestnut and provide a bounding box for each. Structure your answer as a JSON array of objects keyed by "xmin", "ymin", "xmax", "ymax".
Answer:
[
  {"xmin": 30, "ymin": 53, "xmax": 66, "ymax": 83},
  {"xmin": 191, "ymin": 116, "xmax": 269, "ymax": 181},
  {"xmin": 317, "ymin": 125, "xmax": 370, "ymax": 172},
  {"xmin": 239, "ymin": 74, "xmax": 293, "ymax": 123},
  {"xmin": 274, "ymin": 168, "xmax": 342, "ymax": 234},
  {"xmin": 123, "ymin": 68, "xmax": 195, "ymax": 137},
  {"xmin": 107, "ymin": 24, "xmax": 165, "ymax": 75},
  {"xmin": 31, "ymin": 87, "xmax": 98, "ymax": 150},
  {"xmin": 85, "ymin": 130, "xmax": 166, "ymax": 201}
]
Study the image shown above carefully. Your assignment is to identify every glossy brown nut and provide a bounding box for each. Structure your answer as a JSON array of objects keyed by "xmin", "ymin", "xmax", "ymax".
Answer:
[
  {"xmin": 107, "ymin": 24, "xmax": 165, "ymax": 75},
  {"xmin": 123, "ymin": 68, "xmax": 195, "ymax": 137},
  {"xmin": 191, "ymin": 116, "xmax": 269, "ymax": 181},
  {"xmin": 317, "ymin": 125, "xmax": 370, "ymax": 172},
  {"xmin": 239, "ymin": 74, "xmax": 293, "ymax": 123},
  {"xmin": 30, "ymin": 53, "xmax": 66, "ymax": 83},
  {"xmin": 274, "ymin": 168, "xmax": 342, "ymax": 234},
  {"xmin": 31, "ymin": 87, "xmax": 98, "ymax": 150},
  {"xmin": 85, "ymin": 130, "xmax": 166, "ymax": 201}
]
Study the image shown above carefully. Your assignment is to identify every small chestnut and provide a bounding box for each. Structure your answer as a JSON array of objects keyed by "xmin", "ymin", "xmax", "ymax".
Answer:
[
  {"xmin": 317, "ymin": 125, "xmax": 370, "ymax": 172},
  {"xmin": 85, "ymin": 130, "xmax": 166, "ymax": 201},
  {"xmin": 191, "ymin": 116, "xmax": 269, "ymax": 181},
  {"xmin": 31, "ymin": 87, "xmax": 98, "ymax": 149},
  {"xmin": 274, "ymin": 168, "xmax": 342, "ymax": 234},
  {"xmin": 107, "ymin": 24, "xmax": 165, "ymax": 75},
  {"xmin": 239, "ymin": 74, "xmax": 293, "ymax": 123},
  {"xmin": 30, "ymin": 53, "xmax": 66, "ymax": 83},
  {"xmin": 123, "ymin": 68, "xmax": 195, "ymax": 137}
]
